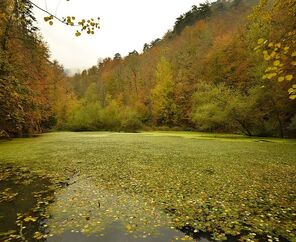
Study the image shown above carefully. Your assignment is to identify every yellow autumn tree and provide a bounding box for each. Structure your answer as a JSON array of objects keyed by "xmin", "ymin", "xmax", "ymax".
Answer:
[
  {"xmin": 151, "ymin": 57, "xmax": 177, "ymax": 126},
  {"xmin": 255, "ymin": 0, "xmax": 296, "ymax": 99}
]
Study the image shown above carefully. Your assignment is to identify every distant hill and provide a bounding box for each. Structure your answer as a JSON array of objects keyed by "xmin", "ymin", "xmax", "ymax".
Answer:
[
  {"xmin": 172, "ymin": 0, "xmax": 258, "ymax": 35},
  {"xmin": 63, "ymin": 0, "xmax": 296, "ymax": 138}
]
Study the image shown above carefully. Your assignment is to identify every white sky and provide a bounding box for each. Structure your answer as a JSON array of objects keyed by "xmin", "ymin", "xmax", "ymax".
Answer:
[{"xmin": 32, "ymin": 0, "xmax": 207, "ymax": 70}]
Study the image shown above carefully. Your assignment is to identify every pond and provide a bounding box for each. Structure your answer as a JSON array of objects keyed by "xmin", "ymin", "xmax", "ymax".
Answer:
[
  {"xmin": 0, "ymin": 165, "xmax": 212, "ymax": 242},
  {"xmin": 1, "ymin": 132, "xmax": 295, "ymax": 242}
]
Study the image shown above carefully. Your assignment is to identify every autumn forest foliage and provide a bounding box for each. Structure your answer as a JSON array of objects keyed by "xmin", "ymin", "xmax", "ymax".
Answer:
[
  {"xmin": 1, "ymin": 0, "xmax": 296, "ymax": 138},
  {"xmin": 0, "ymin": 0, "xmax": 76, "ymax": 137}
]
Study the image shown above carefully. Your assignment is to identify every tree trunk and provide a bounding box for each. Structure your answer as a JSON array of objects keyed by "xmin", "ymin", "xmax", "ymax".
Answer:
[
  {"xmin": 234, "ymin": 118, "xmax": 253, "ymax": 136},
  {"xmin": 271, "ymin": 99, "xmax": 284, "ymax": 138}
]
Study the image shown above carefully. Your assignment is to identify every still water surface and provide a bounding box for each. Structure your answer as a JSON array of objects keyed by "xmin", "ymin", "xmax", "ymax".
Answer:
[{"xmin": 0, "ymin": 166, "xmax": 212, "ymax": 242}]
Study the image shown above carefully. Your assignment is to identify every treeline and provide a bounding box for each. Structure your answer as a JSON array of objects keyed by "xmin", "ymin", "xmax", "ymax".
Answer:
[
  {"xmin": 0, "ymin": 0, "xmax": 75, "ymax": 137},
  {"xmin": 172, "ymin": 0, "xmax": 258, "ymax": 35},
  {"xmin": 1, "ymin": 0, "xmax": 295, "ymax": 138},
  {"xmin": 63, "ymin": 0, "xmax": 296, "ymax": 137}
]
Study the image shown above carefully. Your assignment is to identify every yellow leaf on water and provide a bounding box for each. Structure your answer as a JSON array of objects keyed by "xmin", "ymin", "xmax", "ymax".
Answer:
[
  {"xmin": 267, "ymin": 73, "xmax": 277, "ymax": 79},
  {"xmin": 288, "ymin": 88, "xmax": 294, "ymax": 94},
  {"xmin": 264, "ymin": 55, "xmax": 271, "ymax": 61},
  {"xmin": 126, "ymin": 224, "xmax": 132, "ymax": 231},
  {"xmin": 270, "ymin": 51, "xmax": 276, "ymax": 58},
  {"xmin": 289, "ymin": 94, "xmax": 296, "ymax": 100},
  {"xmin": 257, "ymin": 38, "xmax": 265, "ymax": 45},
  {"xmin": 285, "ymin": 75, "xmax": 293, "ymax": 81},
  {"xmin": 24, "ymin": 216, "xmax": 37, "ymax": 222},
  {"xmin": 273, "ymin": 60, "xmax": 280, "ymax": 66},
  {"xmin": 33, "ymin": 232, "xmax": 43, "ymax": 240}
]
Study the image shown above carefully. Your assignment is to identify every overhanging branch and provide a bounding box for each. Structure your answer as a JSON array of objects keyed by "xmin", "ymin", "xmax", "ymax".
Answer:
[{"xmin": 27, "ymin": 0, "xmax": 70, "ymax": 25}]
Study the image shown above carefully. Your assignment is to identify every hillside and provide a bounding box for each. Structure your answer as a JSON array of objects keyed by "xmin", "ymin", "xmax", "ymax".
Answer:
[
  {"xmin": 64, "ymin": 0, "xmax": 296, "ymax": 137},
  {"xmin": 0, "ymin": 0, "xmax": 295, "ymax": 137}
]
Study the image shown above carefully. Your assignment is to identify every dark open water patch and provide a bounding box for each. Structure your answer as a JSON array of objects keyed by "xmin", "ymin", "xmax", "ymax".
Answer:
[{"xmin": 0, "ymin": 164, "xmax": 55, "ymax": 241}]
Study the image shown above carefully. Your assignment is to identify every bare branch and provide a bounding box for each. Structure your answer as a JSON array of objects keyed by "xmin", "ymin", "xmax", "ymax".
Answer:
[{"xmin": 28, "ymin": 0, "xmax": 68, "ymax": 25}]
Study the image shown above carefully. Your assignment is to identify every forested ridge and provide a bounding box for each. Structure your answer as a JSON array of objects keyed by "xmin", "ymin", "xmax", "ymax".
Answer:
[
  {"xmin": 0, "ymin": 0, "xmax": 75, "ymax": 137},
  {"xmin": 1, "ymin": 0, "xmax": 296, "ymax": 138}
]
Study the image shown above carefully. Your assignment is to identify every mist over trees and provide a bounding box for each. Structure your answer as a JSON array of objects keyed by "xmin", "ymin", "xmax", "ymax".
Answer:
[{"xmin": 1, "ymin": 0, "xmax": 295, "ymax": 138}]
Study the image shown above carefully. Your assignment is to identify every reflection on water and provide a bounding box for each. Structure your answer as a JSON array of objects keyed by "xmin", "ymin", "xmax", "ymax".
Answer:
[
  {"xmin": 48, "ymin": 222, "xmax": 211, "ymax": 242},
  {"xmin": 46, "ymin": 176, "xmax": 200, "ymax": 241},
  {"xmin": 0, "ymin": 168, "xmax": 211, "ymax": 242},
  {"xmin": 0, "ymin": 165, "xmax": 54, "ymax": 241}
]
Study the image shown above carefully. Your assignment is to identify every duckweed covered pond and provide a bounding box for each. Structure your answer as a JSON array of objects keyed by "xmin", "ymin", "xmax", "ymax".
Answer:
[{"xmin": 0, "ymin": 132, "xmax": 295, "ymax": 241}]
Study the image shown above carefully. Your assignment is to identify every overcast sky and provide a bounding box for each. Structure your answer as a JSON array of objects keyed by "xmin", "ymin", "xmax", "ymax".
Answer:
[{"xmin": 33, "ymin": 0, "xmax": 207, "ymax": 70}]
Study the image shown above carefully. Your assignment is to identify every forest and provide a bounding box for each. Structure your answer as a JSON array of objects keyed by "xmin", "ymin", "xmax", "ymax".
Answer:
[
  {"xmin": 0, "ymin": 1, "xmax": 296, "ymax": 242},
  {"xmin": 1, "ymin": 0, "xmax": 296, "ymax": 138}
]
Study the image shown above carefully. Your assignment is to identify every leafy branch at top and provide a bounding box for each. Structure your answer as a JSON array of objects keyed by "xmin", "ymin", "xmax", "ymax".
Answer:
[
  {"xmin": 255, "ymin": 30, "xmax": 296, "ymax": 100},
  {"xmin": 28, "ymin": 0, "xmax": 100, "ymax": 37}
]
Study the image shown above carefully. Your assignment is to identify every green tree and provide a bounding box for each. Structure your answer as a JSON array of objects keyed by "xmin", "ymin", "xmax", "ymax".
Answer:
[
  {"xmin": 151, "ymin": 57, "xmax": 176, "ymax": 126},
  {"xmin": 193, "ymin": 82, "xmax": 259, "ymax": 136}
]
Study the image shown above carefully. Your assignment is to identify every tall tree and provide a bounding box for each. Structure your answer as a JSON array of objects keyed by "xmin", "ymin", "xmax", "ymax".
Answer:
[{"xmin": 151, "ymin": 57, "xmax": 176, "ymax": 126}]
